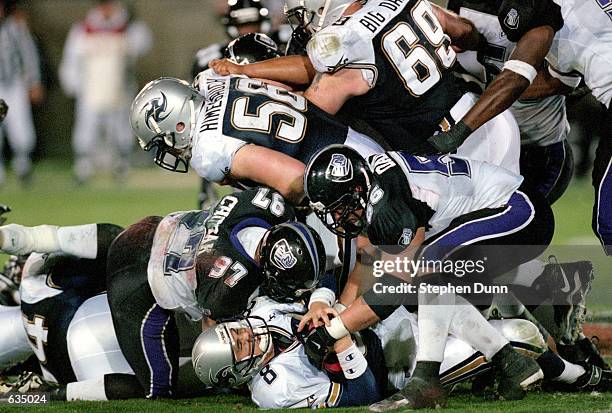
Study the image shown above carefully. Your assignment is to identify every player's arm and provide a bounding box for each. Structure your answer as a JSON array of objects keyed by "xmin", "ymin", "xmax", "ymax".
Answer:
[
  {"xmin": 230, "ymin": 145, "xmax": 307, "ymax": 204},
  {"xmin": 210, "ymin": 55, "xmax": 316, "ymax": 86},
  {"xmin": 519, "ymin": 64, "xmax": 580, "ymax": 100},
  {"xmin": 431, "ymin": 3, "xmax": 484, "ymax": 52},
  {"xmin": 425, "ymin": 0, "xmax": 563, "ymax": 154},
  {"xmin": 303, "ymin": 68, "xmax": 371, "ymax": 115}
]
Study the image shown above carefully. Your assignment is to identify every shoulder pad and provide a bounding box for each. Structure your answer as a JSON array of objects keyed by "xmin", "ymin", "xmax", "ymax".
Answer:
[
  {"xmin": 498, "ymin": 0, "xmax": 563, "ymax": 42},
  {"xmin": 307, "ymin": 23, "xmax": 373, "ymax": 73}
]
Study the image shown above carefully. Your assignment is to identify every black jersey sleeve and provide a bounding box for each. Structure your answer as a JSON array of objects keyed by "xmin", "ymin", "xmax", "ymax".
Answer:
[
  {"xmin": 365, "ymin": 154, "xmax": 434, "ymax": 253},
  {"xmin": 498, "ymin": 0, "xmax": 563, "ymax": 42}
]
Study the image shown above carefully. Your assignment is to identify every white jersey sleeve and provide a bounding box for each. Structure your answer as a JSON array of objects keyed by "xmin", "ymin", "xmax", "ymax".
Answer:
[
  {"xmin": 306, "ymin": 23, "xmax": 374, "ymax": 74},
  {"xmin": 190, "ymin": 74, "xmax": 248, "ymax": 182}
]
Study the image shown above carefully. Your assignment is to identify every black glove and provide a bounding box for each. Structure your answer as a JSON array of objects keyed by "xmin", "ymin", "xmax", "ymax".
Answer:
[
  {"xmin": 425, "ymin": 120, "xmax": 473, "ymax": 154},
  {"xmin": 0, "ymin": 99, "xmax": 8, "ymax": 123},
  {"xmin": 303, "ymin": 324, "xmax": 338, "ymax": 370}
]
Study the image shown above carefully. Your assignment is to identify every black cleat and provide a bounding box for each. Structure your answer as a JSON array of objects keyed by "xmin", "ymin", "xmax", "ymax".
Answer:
[
  {"xmin": 368, "ymin": 376, "xmax": 446, "ymax": 411},
  {"xmin": 558, "ymin": 336, "xmax": 611, "ymax": 370},
  {"xmin": 492, "ymin": 345, "xmax": 544, "ymax": 400}
]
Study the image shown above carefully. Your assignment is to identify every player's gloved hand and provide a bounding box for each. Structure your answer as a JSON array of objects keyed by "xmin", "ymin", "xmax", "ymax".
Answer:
[
  {"xmin": 0, "ymin": 99, "xmax": 8, "ymax": 123},
  {"xmin": 420, "ymin": 120, "xmax": 473, "ymax": 155},
  {"xmin": 303, "ymin": 324, "xmax": 337, "ymax": 370},
  {"xmin": 209, "ymin": 58, "xmax": 244, "ymax": 76}
]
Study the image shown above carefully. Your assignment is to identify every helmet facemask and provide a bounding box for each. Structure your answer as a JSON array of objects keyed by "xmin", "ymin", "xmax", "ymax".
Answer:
[
  {"xmin": 224, "ymin": 316, "xmax": 273, "ymax": 384},
  {"xmin": 311, "ymin": 190, "xmax": 367, "ymax": 239}
]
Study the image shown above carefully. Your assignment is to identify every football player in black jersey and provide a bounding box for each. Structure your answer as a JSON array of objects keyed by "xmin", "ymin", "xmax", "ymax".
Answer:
[
  {"xmin": 300, "ymin": 145, "xmax": 558, "ymax": 410},
  {"xmin": 0, "ymin": 189, "xmax": 327, "ymax": 399}
]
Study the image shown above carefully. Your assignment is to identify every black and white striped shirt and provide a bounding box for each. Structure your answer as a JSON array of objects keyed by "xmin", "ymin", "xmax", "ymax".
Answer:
[{"xmin": 0, "ymin": 16, "xmax": 41, "ymax": 86}]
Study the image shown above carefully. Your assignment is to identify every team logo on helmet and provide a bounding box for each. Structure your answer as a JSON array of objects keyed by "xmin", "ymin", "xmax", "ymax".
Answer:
[
  {"xmin": 143, "ymin": 92, "xmax": 172, "ymax": 131},
  {"xmin": 254, "ymin": 33, "xmax": 276, "ymax": 49},
  {"xmin": 325, "ymin": 154, "xmax": 353, "ymax": 182},
  {"xmin": 399, "ymin": 228, "xmax": 413, "ymax": 246},
  {"xmin": 504, "ymin": 9, "xmax": 519, "ymax": 29},
  {"xmin": 270, "ymin": 239, "xmax": 298, "ymax": 270}
]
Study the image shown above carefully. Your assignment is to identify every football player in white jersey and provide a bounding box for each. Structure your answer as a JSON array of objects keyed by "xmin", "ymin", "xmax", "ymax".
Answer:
[
  {"xmin": 192, "ymin": 294, "xmax": 609, "ymax": 409},
  {"xmin": 210, "ymin": 0, "xmax": 522, "ymax": 172},
  {"xmin": 302, "ymin": 145, "xmax": 556, "ymax": 409},
  {"xmin": 130, "ymin": 74, "xmax": 384, "ymax": 205}
]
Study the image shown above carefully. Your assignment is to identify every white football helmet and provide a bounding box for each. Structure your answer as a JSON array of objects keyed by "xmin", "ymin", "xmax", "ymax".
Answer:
[
  {"xmin": 130, "ymin": 77, "xmax": 204, "ymax": 173},
  {"xmin": 284, "ymin": 0, "xmax": 354, "ymax": 33}
]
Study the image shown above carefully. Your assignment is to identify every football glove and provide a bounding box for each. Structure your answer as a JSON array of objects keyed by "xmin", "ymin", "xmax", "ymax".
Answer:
[
  {"xmin": 420, "ymin": 120, "xmax": 473, "ymax": 155},
  {"xmin": 303, "ymin": 324, "xmax": 337, "ymax": 370}
]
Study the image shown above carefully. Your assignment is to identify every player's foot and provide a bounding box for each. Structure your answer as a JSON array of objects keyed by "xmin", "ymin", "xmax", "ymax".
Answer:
[
  {"xmin": 368, "ymin": 376, "xmax": 446, "ymax": 411},
  {"xmin": 544, "ymin": 364, "xmax": 612, "ymax": 392},
  {"xmin": 3, "ymin": 372, "xmax": 66, "ymax": 400},
  {"xmin": 533, "ymin": 257, "xmax": 594, "ymax": 342},
  {"xmin": 492, "ymin": 344, "xmax": 543, "ymax": 400},
  {"xmin": 558, "ymin": 336, "xmax": 610, "ymax": 370}
]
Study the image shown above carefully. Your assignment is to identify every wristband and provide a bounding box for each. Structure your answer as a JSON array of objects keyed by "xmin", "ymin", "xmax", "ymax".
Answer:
[
  {"xmin": 309, "ymin": 287, "xmax": 336, "ymax": 309},
  {"xmin": 326, "ymin": 316, "xmax": 350, "ymax": 340},
  {"xmin": 337, "ymin": 342, "xmax": 368, "ymax": 379},
  {"xmin": 333, "ymin": 302, "xmax": 347, "ymax": 314},
  {"xmin": 503, "ymin": 60, "xmax": 537, "ymax": 84}
]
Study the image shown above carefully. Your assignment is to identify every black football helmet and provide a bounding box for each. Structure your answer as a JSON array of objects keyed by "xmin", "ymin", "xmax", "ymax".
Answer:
[
  {"xmin": 224, "ymin": 33, "xmax": 281, "ymax": 65},
  {"xmin": 223, "ymin": 0, "xmax": 271, "ymax": 38},
  {"xmin": 304, "ymin": 145, "xmax": 372, "ymax": 239},
  {"xmin": 259, "ymin": 222, "xmax": 326, "ymax": 303}
]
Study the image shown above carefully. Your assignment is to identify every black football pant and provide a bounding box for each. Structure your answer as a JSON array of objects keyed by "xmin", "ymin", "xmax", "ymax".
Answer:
[
  {"xmin": 106, "ymin": 216, "xmax": 180, "ymax": 399},
  {"xmin": 521, "ymin": 140, "xmax": 574, "ymax": 205}
]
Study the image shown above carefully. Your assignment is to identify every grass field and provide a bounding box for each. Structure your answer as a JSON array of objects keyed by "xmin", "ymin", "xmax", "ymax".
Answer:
[{"xmin": 0, "ymin": 161, "xmax": 610, "ymax": 412}]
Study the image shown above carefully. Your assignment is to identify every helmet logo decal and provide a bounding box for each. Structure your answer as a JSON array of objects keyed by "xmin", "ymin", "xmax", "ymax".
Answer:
[
  {"xmin": 144, "ymin": 91, "xmax": 172, "ymax": 131},
  {"xmin": 504, "ymin": 9, "xmax": 519, "ymax": 29},
  {"xmin": 326, "ymin": 153, "xmax": 353, "ymax": 182},
  {"xmin": 399, "ymin": 228, "xmax": 413, "ymax": 246},
  {"xmin": 270, "ymin": 239, "xmax": 298, "ymax": 270}
]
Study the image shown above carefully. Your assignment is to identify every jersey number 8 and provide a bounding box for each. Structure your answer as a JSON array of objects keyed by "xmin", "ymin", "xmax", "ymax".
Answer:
[{"xmin": 382, "ymin": 0, "xmax": 456, "ymax": 96}]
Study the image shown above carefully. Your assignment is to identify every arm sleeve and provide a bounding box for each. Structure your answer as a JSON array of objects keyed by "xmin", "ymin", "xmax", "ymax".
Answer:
[
  {"xmin": 126, "ymin": 21, "xmax": 153, "ymax": 59},
  {"xmin": 306, "ymin": 26, "xmax": 373, "ymax": 73},
  {"xmin": 335, "ymin": 369, "xmax": 381, "ymax": 408},
  {"xmin": 189, "ymin": 133, "xmax": 248, "ymax": 182},
  {"xmin": 498, "ymin": 0, "xmax": 563, "ymax": 42},
  {"xmin": 15, "ymin": 20, "xmax": 41, "ymax": 86},
  {"xmin": 59, "ymin": 25, "xmax": 82, "ymax": 97}
]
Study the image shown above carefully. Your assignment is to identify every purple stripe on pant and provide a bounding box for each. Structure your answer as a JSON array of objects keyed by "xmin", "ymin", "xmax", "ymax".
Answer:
[
  {"xmin": 141, "ymin": 304, "xmax": 173, "ymax": 398},
  {"xmin": 421, "ymin": 191, "xmax": 535, "ymax": 262}
]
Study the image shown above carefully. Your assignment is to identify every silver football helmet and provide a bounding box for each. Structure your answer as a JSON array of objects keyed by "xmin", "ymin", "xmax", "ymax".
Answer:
[
  {"xmin": 130, "ymin": 77, "xmax": 205, "ymax": 173},
  {"xmin": 192, "ymin": 316, "xmax": 273, "ymax": 388},
  {"xmin": 284, "ymin": 0, "xmax": 353, "ymax": 33}
]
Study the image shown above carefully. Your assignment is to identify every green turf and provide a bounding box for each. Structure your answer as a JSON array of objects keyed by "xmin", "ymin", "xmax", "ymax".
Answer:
[{"xmin": 0, "ymin": 161, "xmax": 610, "ymax": 412}]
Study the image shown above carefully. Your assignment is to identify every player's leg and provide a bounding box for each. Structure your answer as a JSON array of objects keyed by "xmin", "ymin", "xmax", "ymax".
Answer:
[
  {"xmin": 2, "ymin": 79, "xmax": 35, "ymax": 182},
  {"xmin": 0, "ymin": 304, "xmax": 32, "ymax": 371},
  {"xmin": 72, "ymin": 100, "xmax": 100, "ymax": 184},
  {"xmin": 107, "ymin": 107, "xmax": 132, "ymax": 182},
  {"xmin": 0, "ymin": 223, "xmax": 122, "ymax": 260},
  {"xmin": 592, "ymin": 105, "xmax": 612, "ymax": 255},
  {"xmin": 106, "ymin": 217, "xmax": 180, "ymax": 399},
  {"xmin": 454, "ymin": 92, "xmax": 521, "ymax": 174}
]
